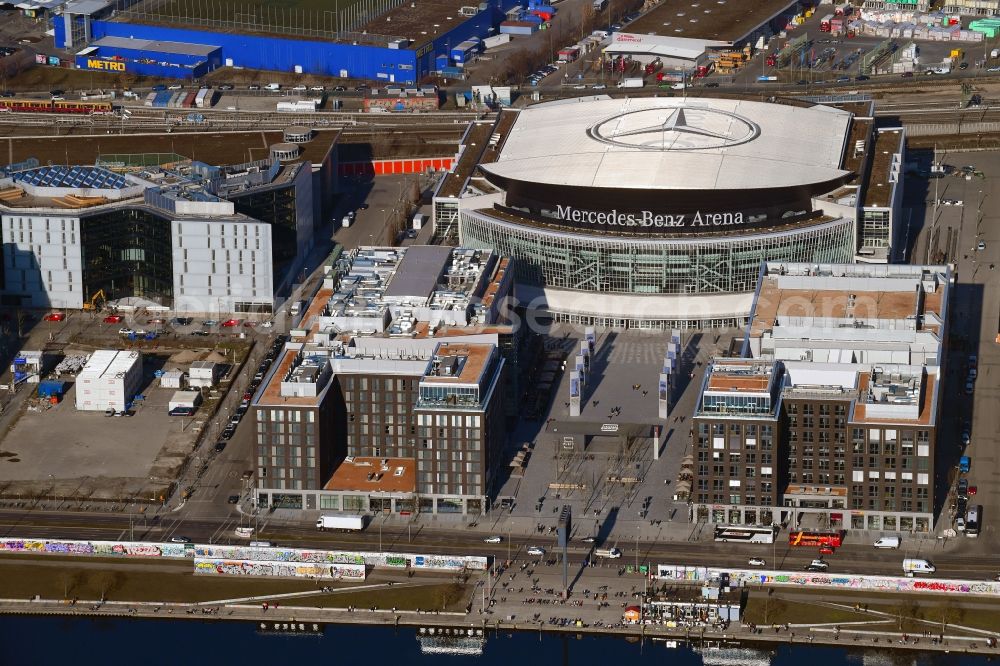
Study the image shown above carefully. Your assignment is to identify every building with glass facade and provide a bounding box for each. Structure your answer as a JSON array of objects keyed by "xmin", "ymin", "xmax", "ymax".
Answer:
[
  {"xmin": 0, "ymin": 156, "xmax": 314, "ymax": 314},
  {"xmin": 441, "ymin": 97, "xmax": 901, "ymax": 329}
]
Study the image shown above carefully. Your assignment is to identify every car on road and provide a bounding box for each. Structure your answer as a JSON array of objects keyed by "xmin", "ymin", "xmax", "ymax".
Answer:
[
  {"xmin": 43, "ymin": 312, "xmax": 65, "ymax": 322},
  {"xmin": 901, "ymin": 72, "xmax": 914, "ymax": 77},
  {"xmin": 118, "ymin": 327, "xmax": 135, "ymax": 335},
  {"xmin": 818, "ymin": 545, "xmax": 835, "ymax": 555},
  {"xmin": 580, "ymin": 536, "xmax": 597, "ymax": 543},
  {"xmin": 805, "ymin": 559, "xmax": 828, "ymax": 572},
  {"xmin": 293, "ymin": 84, "xmax": 307, "ymax": 91},
  {"xmin": 103, "ymin": 314, "xmax": 123, "ymax": 324},
  {"xmin": 217, "ymin": 83, "xmax": 235, "ymax": 90},
  {"xmin": 527, "ymin": 546, "xmax": 545, "ymax": 556},
  {"xmin": 958, "ymin": 478, "xmax": 969, "ymax": 498},
  {"xmin": 939, "ymin": 198, "xmax": 962, "ymax": 206},
  {"xmin": 333, "ymin": 85, "xmax": 347, "ymax": 92},
  {"xmin": 748, "ymin": 557, "xmax": 766, "ymax": 567},
  {"xmin": 704, "ymin": 82, "xmax": 720, "ymax": 87},
  {"xmin": 168, "ymin": 406, "xmax": 195, "ymax": 417},
  {"xmin": 835, "ymin": 76, "xmax": 851, "ymax": 83},
  {"xmin": 960, "ymin": 62, "xmax": 969, "ymax": 70},
  {"xmin": 977, "ymin": 241, "xmax": 986, "ymax": 251},
  {"xmin": 965, "ymin": 380, "xmax": 974, "ymax": 395},
  {"xmin": 484, "ymin": 536, "xmax": 503, "ymax": 543},
  {"xmin": 169, "ymin": 536, "xmax": 191, "ymax": 543},
  {"xmin": 248, "ymin": 84, "xmax": 261, "ymax": 90},
  {"xmin": 855, "ymin": 75, "xmax": 870, "ymax": 81},
  {"xmin": 228, "ymin": 495, "xmax": 240, "ymax": 504},
  {"xmin": 591, "ymin": 84, "xmax": 606, "ymax": 90},
  {"xmin": 310, "ymin": 85, "xmax": 326, "ymax": 92},
  {"xmin": 969, "ymin": 485, "xmax": 978, "ymax": 496},
  {"xmin": 214, "ymin": 441, "xmax": 227, "ymax": 453},
  {"xmin": 168, "ymin": 84, "xmax": 183, "ymax": 90},
  {"xmin": 172, "ymin": 317, "xmax": 193, "ymax": 326},
  {"xmin": 190, "ymin": 330, "xmax": 210, "ymax": 336}
]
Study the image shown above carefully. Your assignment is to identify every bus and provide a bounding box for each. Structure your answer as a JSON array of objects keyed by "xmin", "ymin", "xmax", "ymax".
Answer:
[
  {"xmin": 966, "ymin": 505, "xmax": 982, "ymax": 537},
  {"xmin": 788, "ymin": 530, "xmax": 844, "ymax": 547},
  {"xmin": 714, "ymin": 525, "xmax": 777, "ymax": 544}
]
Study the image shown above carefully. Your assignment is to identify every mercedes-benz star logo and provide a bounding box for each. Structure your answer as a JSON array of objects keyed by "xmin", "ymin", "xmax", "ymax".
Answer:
[{"xmin": 587, "ymin": 106, "xmax": 760, "ymax": 151}]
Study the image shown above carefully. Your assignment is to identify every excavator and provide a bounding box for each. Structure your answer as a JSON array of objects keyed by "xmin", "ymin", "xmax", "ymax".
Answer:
[{"xmin": 82, "ymin": 289, "xmax": 106, "ymax": 312}]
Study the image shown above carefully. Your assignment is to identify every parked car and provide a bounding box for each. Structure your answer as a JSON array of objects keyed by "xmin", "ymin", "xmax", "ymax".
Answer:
[
  {"xmin": 202, "ymin": 320, "xmax": 218, "ymax": 327},
  {"xmin": 311, "ymin": 85, "xmax": 326, "ymax": 92},
  {"xmin": 333, "ymin": 85, "xmax": 347, "ymax": 92},
  {"xmin": 217, "ymin": 83, "xmax": 235, "ymax": 90},
  {"xmin": 527, "ymin": 546, "xmax": 545, "ymax": 556},
  {"xmin": 248, "ymin": 84, "xmax": 261, "ymax": 90},
  {"xmin": 958, "ymin": 478, "xmax": 969, "ymax": 499},
  {"xmin": 227, "ymin": 494, "xmax": 240, "ymax": 504},
  {"xmin": 977, "ymin": 240, "xmax": 986, "ymax": 251},
  {"xmin": 172, "ymin": 317, "xmax": 193, "ymax": 326},
  {"xmin": 965, "ymin": 380, "xmax": 974, "ymax": 395},
  {"xmin": 168, "ymin": 406, "xmax": 195, "ymax": 417},
  {"xmin": 214, "ymin": 441, "xmax": 227, "ymax": 453},
  {"xmin": 43, "ymin": 312, "xmax": 65, "ymax": 322},
  {"xmin": 168, "ymin": 84, "xmax": 182, "ymax": 90},
  {"xmin": 118, "ymin": 327, "xmax": 135, "ymax": 335},
  {"xmin": 222, "ymin": 318, "xmax": 240, "ymax": 327},
  {"xmin": 190, "ymin": 330, "xmax": 210, "ymax": 337},
  {"xmin": 103, "ymin": 314, "xmax": 123, "ymax": 324}
]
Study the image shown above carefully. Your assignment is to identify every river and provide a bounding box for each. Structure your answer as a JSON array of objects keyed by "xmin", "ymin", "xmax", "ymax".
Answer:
[{"xmin": 0, "ymin": 616, "xmax": 994, "ymax": 665}]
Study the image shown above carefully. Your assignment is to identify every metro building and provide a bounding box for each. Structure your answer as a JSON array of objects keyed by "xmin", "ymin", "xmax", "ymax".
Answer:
[{"xmin": 441, "ymin": 96, "xmax": 904, "ymax": 329}]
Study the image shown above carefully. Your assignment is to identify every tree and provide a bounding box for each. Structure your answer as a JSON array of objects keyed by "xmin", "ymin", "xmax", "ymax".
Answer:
[
  {"xmin": 890, "ymin": 600, "xmax": 920, "ymax": 631},
  {"xmin": 95, "ymin": 571, "xmax": 124, "ymax": 602},
  {"xmin": 938, "ymin": 601, "xmax": 964, "ymax": 634}
]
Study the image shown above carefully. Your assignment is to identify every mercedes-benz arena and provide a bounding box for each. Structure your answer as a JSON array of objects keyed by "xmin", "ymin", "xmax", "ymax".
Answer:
[{"xmin": 453, "ymin": 96, "xmax": 882, "ymax": 330}]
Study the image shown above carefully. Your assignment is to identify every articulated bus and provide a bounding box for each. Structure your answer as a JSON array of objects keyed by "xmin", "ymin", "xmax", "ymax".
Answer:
[
  {"xmin": 788, "ymin": 530, "xmax": 844, "ymax": 548},
  {"xmin": 714, "ymin": 525, "xmax": 777, "ymax": 544}
]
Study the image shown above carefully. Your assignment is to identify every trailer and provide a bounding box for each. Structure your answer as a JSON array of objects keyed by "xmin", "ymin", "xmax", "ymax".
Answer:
[{"xmin": 316, "ymin": 514, "xmax": 365, "ymax": 531}]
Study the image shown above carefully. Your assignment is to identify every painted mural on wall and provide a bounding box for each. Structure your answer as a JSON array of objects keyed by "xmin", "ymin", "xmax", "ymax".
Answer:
[
  {"xmin": 193, "ymin": 559, "xmax": 366, "ymax": 580},
  {"xmin": 654, "ymin": 564, "xmax": 1000, "ymax": 596}
]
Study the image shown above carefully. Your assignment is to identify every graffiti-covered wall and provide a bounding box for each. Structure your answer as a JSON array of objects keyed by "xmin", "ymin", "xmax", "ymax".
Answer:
[
  {"xmin": 0, "ymin": 537, "xmax": 189, "ymax": 558},
  {"xmin": 654, "ymin": 564, "xmax": 1000, "ymax": 597},
  {"xmin": 195, "ymin": 544, "xmax": 487, "ymax": 572},
  {"xmin": 194, "ymin": 558, "xmax": 366, "ymax": 580}
]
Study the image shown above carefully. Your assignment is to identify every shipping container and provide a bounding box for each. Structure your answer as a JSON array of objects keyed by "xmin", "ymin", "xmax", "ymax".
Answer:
[
  {"xmin": 500, "ymin": 20, "xmax": 539, "ymax": 35},
  {"xmin": 483, "ymin": 34, "xmax": 511, "ymax": 49}
]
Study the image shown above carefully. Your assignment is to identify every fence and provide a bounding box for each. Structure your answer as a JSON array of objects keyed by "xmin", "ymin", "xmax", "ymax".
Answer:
[{"xmin": 338, "ymin": 157, "xmax": 455, "ymax": 177}]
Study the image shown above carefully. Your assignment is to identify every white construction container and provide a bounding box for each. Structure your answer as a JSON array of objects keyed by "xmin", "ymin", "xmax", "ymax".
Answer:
[
  {"xmin": 168, "ymin": 390, "xmax": 202, "ymax": 411},
  {"xmin": 74, "ymin": 350, "xmax": 142, "ymax": 412},
  {"xmin": 188, "ymin": 360, "xmax": 221, "ymax": 388},
  {"xmin": 160, "ymin": 370, "xmax": 185, "ymax": 389}
]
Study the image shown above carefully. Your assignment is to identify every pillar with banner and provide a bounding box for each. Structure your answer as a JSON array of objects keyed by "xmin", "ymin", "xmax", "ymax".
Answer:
[{"xmin": 569, "ymin": 371, "xmax": 582, "ymax": 417}]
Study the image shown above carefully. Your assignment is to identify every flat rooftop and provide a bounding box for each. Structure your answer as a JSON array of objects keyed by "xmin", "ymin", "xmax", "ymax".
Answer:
[
  {"xmin": 852, "ymin": 370, "xmax": 936, "ymax": 426},
  {"xmin": 864, "ymin": 128, "xmax": 903, "ymax": 208},
  {"xmin": 625, "ymin": 0, "xmax": 799, "ymax": 42},
  {"xmin": 324, "ymin": 456, "xmax": 416, "ymax": 493},
  {"xmin": 749, "ymin": 264, "xmax": 950, "ymax": 341},
  {"xmin": 437, "ymin": 119, "xmax": 499, "ymax": 199},
  {"xmin": 90, "ymin": 35, "xmax": 219, "ymax": 56},
  {"xmin": 383, "ymin": 245, "xmax": 452, "ymax": 299},
  {"xmin": 423, "ymin": 342, "xmax": 491, "ymax": 384},
  {"xmin": 355, "ymin": 0, "xmax": 480, "ymax": 46},
  {"xmin": 705, "ymin": 362, "xmax": 775, "ymax": 393},
  {"xmin": 1, "ymin": 129, "xmax": 338, "ymax": 172}
]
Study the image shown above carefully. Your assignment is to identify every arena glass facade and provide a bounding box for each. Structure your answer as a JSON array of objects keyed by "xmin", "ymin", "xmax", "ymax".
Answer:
[{"xmin": 459, "ymin": 210, "xmax": 856, "ymax": 328}]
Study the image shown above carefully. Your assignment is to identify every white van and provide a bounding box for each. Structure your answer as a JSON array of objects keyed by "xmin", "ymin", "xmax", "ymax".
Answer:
[
  {"xmin": 265, "ymin": 83, "xmax": 281, "ymax": 91},
  {"xmin": 595, "ymin": 547, "xmax": 622, "ymax": 559},
  {"xmin": 873, "ymin": 536, "xmax": 900, "ymax": 549},
  {"xmin": 902, "ymin": 558, "xmax": 935, "ymax": 576},
  {"xmin": 412, "ymin": 212, "xmax": 425, "ymax": 230}
]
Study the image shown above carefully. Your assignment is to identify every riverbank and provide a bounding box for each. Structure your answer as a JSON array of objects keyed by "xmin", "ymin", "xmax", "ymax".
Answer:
[{"xmin": 0, "ymin": 593, "xmax": 997, "ymax": 658}]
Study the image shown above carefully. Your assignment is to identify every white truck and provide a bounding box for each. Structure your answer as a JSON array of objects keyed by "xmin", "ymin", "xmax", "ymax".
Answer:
[
  {"xmin": 316, "ymin": 514, "xmax": 365, "ymax": 531},
  {"xmin": 617, "ymin": 77, "xmax": 644, "ymax": 89},
  {"xmin": 595, "ymin": 547, "xmax": 622, "ymax": 559}
]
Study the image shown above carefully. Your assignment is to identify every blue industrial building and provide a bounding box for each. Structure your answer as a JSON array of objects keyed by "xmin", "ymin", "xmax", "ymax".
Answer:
[
  {"xmin": 55, "ymin": 0, "xmax": 520, "ymax": 82},
  {"xmin": 74, "ymin": 36, "xmax": 222, "ymax": 79}
]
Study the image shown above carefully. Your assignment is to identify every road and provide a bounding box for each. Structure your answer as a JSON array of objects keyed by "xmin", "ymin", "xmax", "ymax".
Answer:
[{"xmin": 0, "ymin": 509, "xmax": 996, "ymax": 581}]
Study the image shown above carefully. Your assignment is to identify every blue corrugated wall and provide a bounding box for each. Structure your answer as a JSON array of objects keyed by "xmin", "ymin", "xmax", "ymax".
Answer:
[{"xmin": 56, "ymin": 0, "xmax": 522, "ymax": 81}]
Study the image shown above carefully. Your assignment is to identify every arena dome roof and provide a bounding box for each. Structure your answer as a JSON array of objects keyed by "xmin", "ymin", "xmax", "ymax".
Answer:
[{"xmin": 481, "ymin": 96, "xmax": 854, "ymax": 192}]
